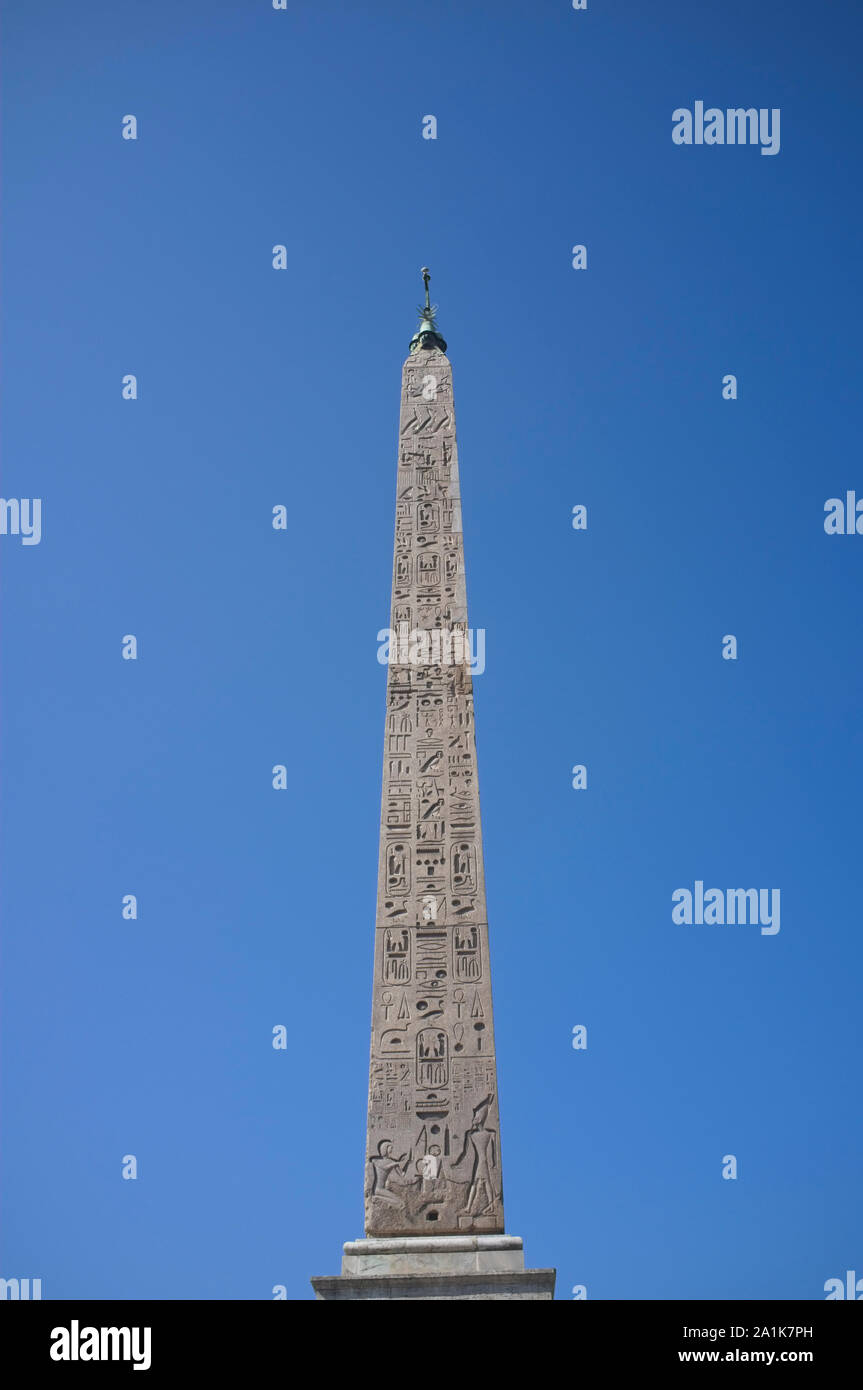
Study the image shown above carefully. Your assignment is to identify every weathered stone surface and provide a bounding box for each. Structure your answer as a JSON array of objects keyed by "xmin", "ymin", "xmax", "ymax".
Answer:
[
  {"xmin": 310, "ymin": 297, "xmax": 555, "ymax": 1299},
  {"xmin": 365, "ymin": 345, "xmax": 504, "ymax": 1238},
  {"xmin": 342, "ymin": 1235, "xmax": 526, "ymax": 1276},
  {"xmin": 311, "ymin": 1270, "xmax": 556, "ymax": 1301}
]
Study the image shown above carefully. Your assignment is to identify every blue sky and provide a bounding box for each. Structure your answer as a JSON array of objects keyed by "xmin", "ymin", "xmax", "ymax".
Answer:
[{"xmin": 1, "ymin": 0, "xmax": 861, "ymax": 1300}]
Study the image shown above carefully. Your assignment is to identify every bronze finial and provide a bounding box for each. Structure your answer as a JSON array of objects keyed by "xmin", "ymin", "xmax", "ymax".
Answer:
[{"xmin": 410, "ymin": 266, "xmax": 447, "ymax": 352}]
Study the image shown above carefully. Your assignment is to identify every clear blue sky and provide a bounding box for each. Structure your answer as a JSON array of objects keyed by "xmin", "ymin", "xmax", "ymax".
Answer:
[{"xmin": 2, "ymin": 0, "xmax": 861, "ymax": 1301}]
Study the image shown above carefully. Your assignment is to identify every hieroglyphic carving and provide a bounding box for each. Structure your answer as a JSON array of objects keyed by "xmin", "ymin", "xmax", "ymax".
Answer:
[
  {"xmin": 382, "ymin": 928, "xmax": 410, "ymax": 983},
  {"xmin": 366, "ymin": 345, "xmax": 504, "ymax": 1235}
]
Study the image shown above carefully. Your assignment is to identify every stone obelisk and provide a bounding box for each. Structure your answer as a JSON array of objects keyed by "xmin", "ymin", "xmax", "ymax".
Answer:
[{"xmin": 312, "ymin": 273, "xmax": 554, "ymax": 1299}]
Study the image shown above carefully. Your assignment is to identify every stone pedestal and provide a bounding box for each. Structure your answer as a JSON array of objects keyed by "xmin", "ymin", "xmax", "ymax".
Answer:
[{"xmin": 311, "ymin": 1235, "xmax": 555, "ymax": 1301}]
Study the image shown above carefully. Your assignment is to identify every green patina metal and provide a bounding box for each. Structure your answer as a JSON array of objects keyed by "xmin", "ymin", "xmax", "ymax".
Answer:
[{"xmin": 409, "ymin": 265, "xmax": 447, "ymax": 353}]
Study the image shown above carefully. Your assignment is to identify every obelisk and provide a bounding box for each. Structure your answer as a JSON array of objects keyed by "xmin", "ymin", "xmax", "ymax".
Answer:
[{"xmin": 312, "ymin": 273, "xmax": 554, "ymax": 1299}]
